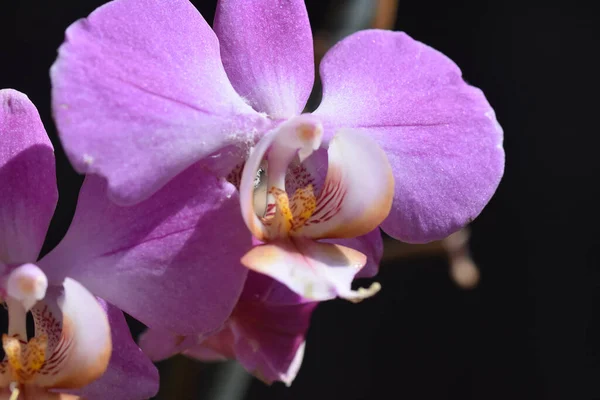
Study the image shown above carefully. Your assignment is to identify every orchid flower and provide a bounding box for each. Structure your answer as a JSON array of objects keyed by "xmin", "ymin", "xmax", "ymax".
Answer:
[
  {"xmin": 1, "ymin": 88, "xmax": 252, "ymax": 398},
  {"xmin": 51, "ymin": 0, "xmax": 504, "ymax": 300},
  {"xmin": 139, "ymin": 271, "xmax": 318, "ymax": 386},
  {"xmin": 1, "ymin": 89, "xmax": 112, "ymax": 400}
]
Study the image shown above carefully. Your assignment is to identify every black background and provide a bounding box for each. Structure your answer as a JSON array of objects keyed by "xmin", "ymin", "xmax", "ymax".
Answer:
[{"xmin": 0, "ymin": 1, "xmax": 598, "ymax": 399}]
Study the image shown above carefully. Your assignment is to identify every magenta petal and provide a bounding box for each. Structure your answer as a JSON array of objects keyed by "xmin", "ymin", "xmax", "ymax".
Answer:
[
  {"xmin": 231, "ymin": 311, "xmax": 309, "ymax": 386},
  {"xmin": 139, "ymin": 274, "xmax": 315, "ymax": 385},
  {"xmin": 324, "ymin": 228, "xmax": 384, "ymax": 279},
  {"xmin": 51, "ymin": 0, "xmax": 268, "ymax": 205},
  {"xmin": 0, "ymin": 89, "xmax": 57, "ymax": 264},
  {"xmin": 314, "ymin": 30, "xmax": 505, "ymax": 242},
  {"xmin": 231, "ymin": 273, "xmax": 316, "ymax": 385},
  {"xmin": 39, "ymin": 167, "xmax": 250, "ymax": 335},
  {"xmin": 177, "ymin": 272, "xmax": 316, "ymax": 385},
  {"xmin": 214, "ymin": 0, "xmax": 314, "ymax": 117},
  {"xmin": 72, "ymin": 299, "xmax": 159, "ymax": 400}
]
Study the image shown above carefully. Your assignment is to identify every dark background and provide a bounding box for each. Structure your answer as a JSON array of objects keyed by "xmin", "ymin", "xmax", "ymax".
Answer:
[{"xmin": 1, "ymin": 1, "xmax": 598, "ymax": 399}]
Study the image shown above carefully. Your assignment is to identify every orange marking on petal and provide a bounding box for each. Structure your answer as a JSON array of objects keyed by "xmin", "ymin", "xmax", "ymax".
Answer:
[
  {"xmin": 25, "ymin": 334, "xmax": 48, "ymax": 372},
  {"xmin": 266, "ymin": 187, "xmax": 293, "ymax": 237},
  {"xmin": 3, "ymin": 334, "xmax": 24, "ymax": 379},
  {"xmin": 2, "ymin": 333, "xmax": 48, "ymax": 383},
  {"xmin": 290, "ymin": 184, "xmax": 316, "ymax": 230}
]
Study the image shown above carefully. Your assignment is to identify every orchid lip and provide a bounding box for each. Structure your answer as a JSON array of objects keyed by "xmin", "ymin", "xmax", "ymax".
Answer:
[{"xmin": 240, "ymin": 237, "xmax": 381, "ymax": 302}]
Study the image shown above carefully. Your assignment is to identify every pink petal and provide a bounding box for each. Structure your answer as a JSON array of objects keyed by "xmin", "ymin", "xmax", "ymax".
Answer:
[
  {"xmin": 0, "ymin": 89, "xmax": 57, "ymax": 263},
  {"xmin": 150, "ymin": 272, "xmax": 317, "ymax": 386},
  {"xmin": 314, "ymin": 30, "xmax": 504, "ymax": 243},
  {"xmin": 39, "ymin": 167, "xmax": 250, "ymax": 335},
  {"xmin": 51, "ymin": 0, "xmax": 269, "ymax": 205},
  {"xmin": 214, "ymin": 0, "xmax": 314, "ymax": 117},
  {"xmin": 298, "ymin": 129, "xmax": 394, "ymax": 240},
  {"xmin": 71, "ymin": 299, "xmax": 159, "ymax": 400},
  {"xmin": 229, "ymin": 273, "xmax": 316, "ymax": 385},
  {"xmin": 241, "ymin": 239, "xmax": 380, "ymax": 302}
]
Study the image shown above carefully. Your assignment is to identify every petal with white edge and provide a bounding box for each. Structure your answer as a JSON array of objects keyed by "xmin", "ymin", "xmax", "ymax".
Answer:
[
  {"xmin": 241, "ymin": 239, "xmax": 379, "ymax": 302},
  {"xmin": 33, "ymin": 278, "xmax": 111, "ymax": 390},
  {"xmin": 297, "ymin": 129, "xmax": 394, "ymax": 240},
  {"xmin": 230, "ymin": 276, "xmax": 316, "ymax": 385},
  {"xmin": 314, "ymin": 30, "xmax": 504, "ymax": 243}
]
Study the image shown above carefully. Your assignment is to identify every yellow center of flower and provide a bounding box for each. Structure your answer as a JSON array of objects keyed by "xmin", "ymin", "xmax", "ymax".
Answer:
[
  {"xmin": 264, "ymin": 184, "xmax": 316, "ymax": 237},
  {"xmin": 2, "ymin": 333, "xmax": 48, "ymax": 383}
]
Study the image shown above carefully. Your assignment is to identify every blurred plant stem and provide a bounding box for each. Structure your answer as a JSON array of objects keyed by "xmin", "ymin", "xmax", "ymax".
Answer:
[
  {"xmin": 383, "ymin": 228, "xmax": 480, "ymax": 290},
  {"xmin": 203, "ymin": 361, "xmax": 253, "ymax": 400}
]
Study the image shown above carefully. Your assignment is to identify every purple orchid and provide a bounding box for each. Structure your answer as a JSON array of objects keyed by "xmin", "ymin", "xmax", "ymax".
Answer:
[
  {"xmin": 139, "ymin": 271, "xmax": 317, "ymax": 386},
  {"xmin": 50, "ymin": 0, "xmax": 504, "ymax": 300},
  {"xmin": 0, "ymin": 88, "xmax": 254, "ymax": 399}
]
